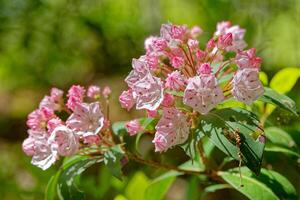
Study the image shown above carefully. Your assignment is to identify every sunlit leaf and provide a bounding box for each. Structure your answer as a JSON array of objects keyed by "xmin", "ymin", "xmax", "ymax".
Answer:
[
  {"xmin": 219, "ymin": 167, "xmax": 297, "ymax": 200},
  {"xmin": 126, "ymin": 172, "xmax": 150, "ymax": 200},
  {"xmin": 265, "ymin": 127, "xmax": 296, "ymax": 148},
  {"xmin": 112, "ymin": 121, "xmax": 127, "ymax": 136},
  {"xmin": 265, "ymin": 143, "xmax": 300, "ymax": 157},
  {"xmin": 270, "ymin": 67, "xmax": 300, "ymax": 94},
  {"xmin": 258, "ymin": 87, "xmax": 300, "ymax": 117},
  {"xmin": 259, "ymin": 71, "xmax": 269, "ymax": 86}
]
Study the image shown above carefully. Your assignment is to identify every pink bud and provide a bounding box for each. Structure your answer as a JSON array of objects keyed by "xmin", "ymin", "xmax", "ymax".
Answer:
[
  {"xmin": 125, "ymin": 120, "xmax": 142, "ymax": 136},
  {"xmin": 82, "ymin": 132, "xmax": 101, "ymax": 145},
  {"xmin": 102, "ymin": 86, "xmax": 111, "ymax": 98},
  {"xmin": 198, "ymin": 63, "xmax": 212, "ymax": 74},
  {"xmin": 206, "ymin": 38, "xmax": 216, "ymax": 50},
  {"xmin": 171, "ymin": 25, "xmax": 188, "ymax": 40},
  {"xmin": 190, "ymin": 26, "xmax": 203, "ymax": 38},
  {"xmin": 147, "ymin": 109, "xmax": 158, "ymax": 118},
  {"xmin": 187, "ymin": 39, "xmax": 199, "ymax": 49},
  {"xmin": 196, "ymin": 49, "xmax": 206, "ymax": 60},
  {"xmin": 218, "ymin": 33, "xmax": 233, "ymax": 49},
  {"xmin": 119, "ymin": 89, "xmax": 135, "ymax": 111},
  {"xmin": 87, "ymin": 85, "xmax": 101, "ymax": 99},
  {"xmin": 22, "ymin": 137, "xmax": 35, "ymax": 156}
]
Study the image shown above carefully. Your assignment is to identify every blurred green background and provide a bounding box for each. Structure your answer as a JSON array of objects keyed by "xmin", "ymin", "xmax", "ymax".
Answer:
[{"xmin": 0, "ymin": 0, "xmax": 300, "ymax": 199}]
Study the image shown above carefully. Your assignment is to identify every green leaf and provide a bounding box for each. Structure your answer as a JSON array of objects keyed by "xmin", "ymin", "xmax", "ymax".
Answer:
[
  {"xmin": 145, "ymin": 171, "xmax": 179, "ymax": 200},
  {"xmin": 57, "ymin": 156, "xmax": 103, "ymax": 200},
  {"xmin": 258, "ymin": 87, "xmax": 300, "ymax": 117},
  {"xmin": 219, "ymin": 167, "xmax": 297, "ymax": 200},
  {"xmin": 45, "ymin": 171, "xmax": 61, "ymax": 200},
  {"xmin": 125, "ymin": 172, "xmax": 150, "ymax": 200},
  {"xmin": 180, "ymin": 128, "xmax": 204, "ymax": 159},
  {"xmin": 186, "ymin": 176, "xmax": 201, "ymax": 200},
  {"xmin": 112, "ymin": 121, "xmax": 127, "ymax": 136},
  {"xmin": 259, "ymin": 71, "xmax": 269, "ymax": 86},
  {"xmin": 199, "ymin": 108, "xmax": 265, "ymax": 175},
  {"xmin": 104, "ymin": 145, "xmax": 126, "ymax": 180},
  {"xmin": 140, "ymin": 117, "xmax": 157, "ymax": 132},
  {"xmin": 204, "ymin": 184, "xmax": 232, "ymax": 193},
  {"xmin": 270, "ymin": 67, "xmax": 300, "ymax": 94},
  {"xmin": 265, "ymin": 127, "xmax": 296, "ymax": 148},
  {"xmin": 265, "ymin": 143, "xmax": 300, "ymax": 157},
  {"xmin": 165, "ymin": 89, "xmax": 184, "ymax": 97}
]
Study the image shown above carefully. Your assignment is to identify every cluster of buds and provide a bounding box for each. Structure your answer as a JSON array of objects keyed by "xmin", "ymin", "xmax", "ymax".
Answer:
[
  {"xmin": 22, "ymin": 85, "xmax": 112, "ymax": 170},
  {"xmin": 119, "ymin": 22, "xmax": 264, "ymax": 152}
]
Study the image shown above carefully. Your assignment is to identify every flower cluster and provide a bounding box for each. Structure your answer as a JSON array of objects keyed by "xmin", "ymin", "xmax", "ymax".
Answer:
[
  {"xmin": 22, "ymin": 85, "xmax": 112, "ymax": 170},
  {"xmin": 120, "ymin": 22, "xmax": 264, "ymax": 152}
]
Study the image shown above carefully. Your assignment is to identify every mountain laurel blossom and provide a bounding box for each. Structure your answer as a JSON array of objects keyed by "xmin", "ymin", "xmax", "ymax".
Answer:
[
  {"xmin": 23, "ymin": 85, "xmax": 111, "ymax": 170},
  {"xmin": 120, "ymin": 22, "xmax": 264, "ymax": 152},
  {"xmin": 23, "ymin": 21, "xmax": 265, "ymax": 171}
]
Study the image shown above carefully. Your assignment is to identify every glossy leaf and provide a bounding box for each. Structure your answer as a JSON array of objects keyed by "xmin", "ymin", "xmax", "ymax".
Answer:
[
  {"xmin": 45, "ymin": 171, "xmax": 61, "ymax": 200},
  {"xmin": 145, "ymin": 172, "xmax": 177, "ymax": 200},
  {"xmin": 265, "ymin": 143, "xmax": 300, "ymax": 157},
  {"xmin": 112, "ymin": 121, "xmax": 127, "ymax": 136},
  {"xmin": 259, "ymin": 71, "xmax": 269, "ymax": 86},
  {"xmin": 219, "ymin": 167, "xmax": 297, "ymax": 200},
  {"xmin": 126, "ymin": 172, "xmax": 150, "ymax": 200},
  {"xmin": 258, "ymin": 87, "xmax": 300, "ymax": 117},
  {"xmin": 104, "ymin": 145, "xmax": 126, "ymax": 180},
  {"xmin": 270, "ymin": 67, "xmax": 300, "ymax": 94},
  {"xmin": 199, "ymin": 108, "xmax": 265, "ymax": 175},
  {"xmin": 57, "ymin": 156, "xmax": 103, "ymax": 200},
  {"xmin": 265, "ymin": 127, "xmax": 296, "ymax": 148}
]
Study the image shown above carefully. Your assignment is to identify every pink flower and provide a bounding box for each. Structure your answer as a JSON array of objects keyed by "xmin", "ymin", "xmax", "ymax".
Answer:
[
  {"xmin": 119, "ymin": 89, "xmax": 135, "ymax": 111},
  {"xmin": 39, "ymin": 88, "xmax": 63, "ymax": 111},
  {"xmin": 133, "ymin": 73, "xmax": 164, "ymax": 110},
  {"xmin": 171, "ymin": 25, "xmax": 188, "ymax": 40},
  {"xmin": 215, "ymin": 21, "xmax": 231, "ymax": 36},
  {"xmin": 152, "ymin": 37, "xmax": 168, "ymax": 52},
  {"xmin": 183, "ymin": 74, "xmax": 224, "ymax": 114},
  {"xmin": 153, "ymin": 108, "xmax": 189, "ymax": 152},
  {"xmin": 144, "ymin": 36, "xmax": 157, "ymax": 52},
  {"xmin": 161, "ymin": 93, "xmax": 175, "ymax": 107},
  {"xmin": 22, "ymin": 137, "xmax": 35, "ymax": 156},
  {"xmin": 27, "ymin": 107, "xmax": 54, "ymax": 131},
  {"xmin": 31, "ymin": 137, "xmax": 58, "ymax": 170},
  {"xmin": 231, "ymin": 68, "xmax": 264, "ymax": 104},
  {"xmin": 82, "ymin": 132, "xmax": 101, "ymax": 145},
  {"xmin": 125, "ymin": 58, "xmax": 149, "ymax": 88},
  {"xmin": 197, "ymin": 63, "xmax": 212, "ymax": 74},
  {"xmin": 190, "ymin": 26, "xmax": 203, "ymax": 38},
  {"xmin": 236, "ymin": 48, "xmax": 262, "ymax": 69},
  {"xmin": 160, "ymin": 23, "xmax": 172, "ymax": 40},
  {"xmin": 67, "ymin": 85, "xmax": 85, "ymax": 111},
  {"xmin": 215, "ymin": 22, "xmax": 246, "ymax": 52},
  {"xmin": 125, "ymin": 120, "xmax": 142, "ymax": 136},
  {"xmin": 47, "ymin": 118, "xmax": 63, "ymax": 133},
  {"xmin": 218, "ymin": 33, "xmax": 233, "ymax": 49},
  {"xmin": 165, "ymin": 70, "xmax": 186, "ymax": 91},
  {"xmin": 87, "ymin": 85, "xmax": 101, "ymax": 99},
  {"xmin": 66, "ymin": 102, "xmax": 104, "ymax": 135},
  {"xmin": 102, "ymin": 86, "xmax": 111, "ymax": 98},
  {"xmin": 170, "ymin": 55, "xmax": 185, "ymax": 68},
  {"xmin": 187, "ymin": 39, "xmax": 199, "ymax": 49},
  {"xmin": 144, "ymin": 53, "xmax": 159, "ymax": 70},
  {"xmin": 48, "ymin": 125, "xmax": 79, "ymax": 156}
]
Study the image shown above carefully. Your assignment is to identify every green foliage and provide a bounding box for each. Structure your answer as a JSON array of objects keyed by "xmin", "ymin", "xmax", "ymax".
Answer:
[
  {"xmin": 199, "ymin": 108, "xmax": 265, "ymax": 175},
  {"xmin": 104, "ymin": 145, "xmax": 126, "ymax": 180},
  {"xmin": 259, "ymin": 87, "xmax": 300, "ymax": 117},
  {"xmin": 269, "ymin": 68, "xmax": 300, "ymax": 94},
  {"xmin": 46, "ymin": 155, "xmax": 103, "ymax": 200},
  {"xmin": 219, "ymin": 167, "xmax": 297, "ymax": 200}
]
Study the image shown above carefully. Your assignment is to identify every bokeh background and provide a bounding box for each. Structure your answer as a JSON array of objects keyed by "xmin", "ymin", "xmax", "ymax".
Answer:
[{"xmin": 0, "ymin": 0, "xmax": 300, "ymax": 199}]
